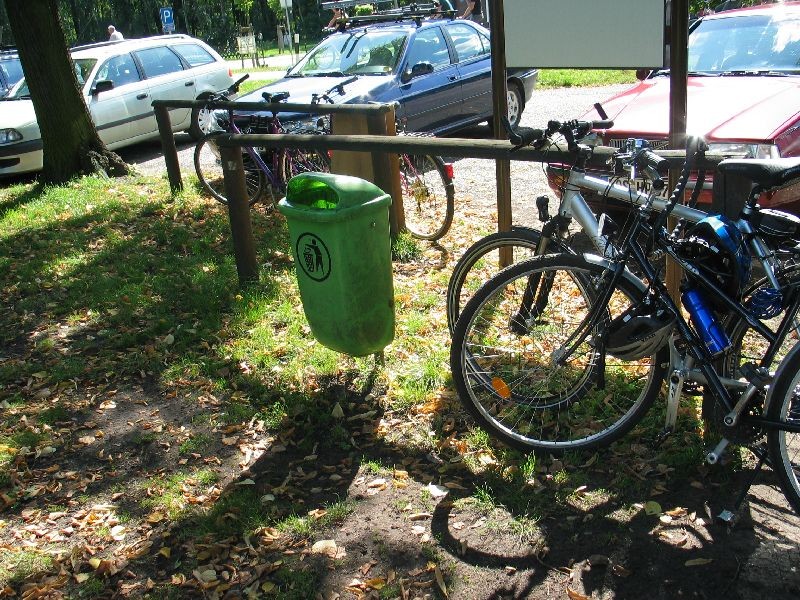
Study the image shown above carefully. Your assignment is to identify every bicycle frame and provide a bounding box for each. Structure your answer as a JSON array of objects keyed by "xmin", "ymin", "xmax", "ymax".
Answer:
[
  {"xmin": 554, "ymin": 166, "xmax": 784, "ymax": 289},
  {"xmin": 221, "ymin": 108, "xmax": 282, "ymax": 189}
]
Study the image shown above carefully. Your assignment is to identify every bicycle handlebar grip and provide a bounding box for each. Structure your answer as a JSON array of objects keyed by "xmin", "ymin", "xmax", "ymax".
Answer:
[
  {"xmin": 591, "ymin": 119, "xmax": 614, "ymax": 130},
  {"xmin": 639, "ymin": 149, "xmax": 670, "ymax": 175},
  {"xmin": 502, "ymin": 116, "xmax": 543, "ymax": 146},
  {"xmin": 228, "ymin": 74, "xmax": 250, "ymax": 95},
  {"xmin": 510, "ymin": 126, "xmax": 545, "ymax": 147}
]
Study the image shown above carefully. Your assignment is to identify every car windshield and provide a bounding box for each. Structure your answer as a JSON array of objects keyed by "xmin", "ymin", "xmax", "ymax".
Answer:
[
  {"xmin": 288, "ymin": 29, "xmax": 407, "ymax": 76},
  {"xmin": 6, "ymin": 58, "xmax": 97, "ymax": 100},
  {"xmin": 0, "ymin": 58, "xmax": 23, "ymax": 87},
  {"xmin": 688, "ymin": 12, "xmax": 800, "ymax": 73}
]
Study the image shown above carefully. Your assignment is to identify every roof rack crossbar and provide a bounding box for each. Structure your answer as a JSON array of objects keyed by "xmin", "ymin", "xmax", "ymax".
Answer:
[{"xmin": 330, "ymin": 6, "xmax": 456, "ymax": 31}]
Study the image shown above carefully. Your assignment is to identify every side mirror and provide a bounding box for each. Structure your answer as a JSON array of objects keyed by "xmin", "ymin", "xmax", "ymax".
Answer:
[
  {"xmin": 401, "ymin": 62, "xmax": 434, "ymax": 83},
  {"xmin": 91, "ymin": 79, "xmax": 114, "ymax": 95}
]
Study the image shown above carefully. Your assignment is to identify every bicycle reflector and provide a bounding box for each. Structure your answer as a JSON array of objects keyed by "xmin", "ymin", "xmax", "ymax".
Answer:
[{"xmin": 444, "ymin": 162, "xmax": 454, "ymax": 181}]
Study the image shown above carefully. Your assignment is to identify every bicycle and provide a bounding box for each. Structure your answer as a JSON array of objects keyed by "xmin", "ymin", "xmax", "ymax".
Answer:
[
  {"xmin": 311, "ymin": 84, "xmax": 455, "ymax": 241},
  {"xmin": 193, "ymin": 75, "xmax": 330, "ymax": 206},
  {"xmin": 449, "ymin": 137, "xmax": 800, "ymax": 517},
  {"xmin": 447, "ymin": 116, "xmax": 800, "ymax": 333}
]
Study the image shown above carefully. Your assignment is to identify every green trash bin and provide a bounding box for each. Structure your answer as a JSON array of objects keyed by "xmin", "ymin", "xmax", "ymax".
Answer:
[{"xmin": 278, "ymin": 172, "xmax": 394, "ymax": 356}]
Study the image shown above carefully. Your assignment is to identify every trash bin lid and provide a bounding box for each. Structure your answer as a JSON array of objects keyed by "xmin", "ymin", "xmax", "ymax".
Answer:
[{"xmin": 281, "ymin": 172, "xmax": 391, "ymax": 212}]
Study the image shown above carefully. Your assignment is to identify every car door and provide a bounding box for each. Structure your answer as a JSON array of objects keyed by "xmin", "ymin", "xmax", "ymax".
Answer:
[
  {"xmin": 446, "ymin": 22, "xmax": 492, "ymax": 125},
  {"xmin": 132, "ymin": 45, "xmax": 194, "ymax": 135},
  {"xmin": 398, "ymin": 26, "xmax": 462, "ymax": 133},
  {"xmin": 84, "ymin": 53, "xmax": 149, "ymax": 145}
]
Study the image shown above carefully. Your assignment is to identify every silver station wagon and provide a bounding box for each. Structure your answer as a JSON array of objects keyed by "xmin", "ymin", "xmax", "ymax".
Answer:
[{"xmin": 0, "ymin": 34, "xmax": 233, "ymax": 176}]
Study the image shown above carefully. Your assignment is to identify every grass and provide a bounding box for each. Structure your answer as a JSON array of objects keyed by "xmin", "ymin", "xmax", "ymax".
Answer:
[
  {"xmin": 0, "ymin": 549, "xmax": 54, "ymax": 588},
  {"xmin": 537, "ymin": 69, "xmax": 638, "ymax": 88}
]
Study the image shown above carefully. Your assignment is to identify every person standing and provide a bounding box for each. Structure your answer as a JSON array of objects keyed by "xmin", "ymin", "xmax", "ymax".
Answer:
[
  {"xmin": 107, "ymin": 25, "xmax": 123, "ymax": 41},
  {"xmin": 460, "ymin": 1, "xmax": 484, "ymax": 26},
  {"xmin": 326, "ymin": 7, "xmax": 346, "ymax": 28}
]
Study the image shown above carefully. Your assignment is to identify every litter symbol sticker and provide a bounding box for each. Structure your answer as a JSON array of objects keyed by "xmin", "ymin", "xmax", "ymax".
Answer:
[{"xmin": 296, "ymin": 233, "xmax": 331, "ymax": 282}]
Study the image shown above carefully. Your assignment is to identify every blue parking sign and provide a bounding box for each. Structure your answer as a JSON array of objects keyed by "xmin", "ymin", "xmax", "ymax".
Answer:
[{"xmin": 160, "ymin": 7, "xmax": 175, "ymax": 32}]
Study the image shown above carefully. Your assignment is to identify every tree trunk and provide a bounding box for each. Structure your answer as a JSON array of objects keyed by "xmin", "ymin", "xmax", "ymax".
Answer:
[{"xmin": 4, "ymin": 0, "xmax": 128, "ymax": 184}]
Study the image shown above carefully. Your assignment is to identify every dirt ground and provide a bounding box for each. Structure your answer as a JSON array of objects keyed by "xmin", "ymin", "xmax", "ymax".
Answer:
[{"xmin": 2, "ymin": 374, "xmax": 799, "ymax": 600}]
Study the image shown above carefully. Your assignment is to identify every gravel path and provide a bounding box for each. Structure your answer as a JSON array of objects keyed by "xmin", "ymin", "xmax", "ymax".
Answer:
[{"xmin": 446, "ymin": 84, "xmax": 630, "ymax": 228}]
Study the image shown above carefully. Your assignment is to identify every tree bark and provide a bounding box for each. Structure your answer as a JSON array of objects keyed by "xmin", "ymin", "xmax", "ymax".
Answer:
[{"xmin": 4, "ymin": 0, "xmax": 128, "ymax": 184}]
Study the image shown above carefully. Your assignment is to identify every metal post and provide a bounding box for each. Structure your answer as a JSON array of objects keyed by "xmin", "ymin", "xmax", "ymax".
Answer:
[
  {"xmin": 666, "ymin": 0, "xmax": 689, "ymax": 301},
  {"xmin": 489, "ymin": 0, "xmax": 512, "ymax": 266},
  {"xmin": 284, "ymin": 6, "xmax": 295, "ymax": 63},
  {"xmin": 220, "ymin": 144, "xmax": 259, "ymax": 285}
]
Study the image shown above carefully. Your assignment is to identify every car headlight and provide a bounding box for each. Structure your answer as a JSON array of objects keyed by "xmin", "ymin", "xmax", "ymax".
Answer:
[
  {"xmin": 0, "ymin": 128, "xmax": 22, "ymax": 144},
  {"xmin": 706, "ymin": 142, "xmax": 780, "ymax": 159}
]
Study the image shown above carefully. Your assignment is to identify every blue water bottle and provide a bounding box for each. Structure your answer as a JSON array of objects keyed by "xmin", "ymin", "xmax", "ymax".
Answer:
[{"xmin": 682, "ymin": 288, "xmax": 730, "ymax": 354}]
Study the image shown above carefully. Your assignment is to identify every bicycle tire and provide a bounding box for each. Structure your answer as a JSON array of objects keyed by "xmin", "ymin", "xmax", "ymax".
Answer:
[
  {"xmin": 450, "ymin": 253, "xmax": 668, "ymax": 454},
  {"xmin": 765, "ymin": 339, "xmax": 800, "ymax": 515},
  {"xmin": 279, "ymin": 147, "xmax": 331, "ymax": 185},
  {"xmin": 194, "ymin": 132, "xmax": 265, "ymax": 206},
  {"xmin": 447, "ymin": 228, "xmax": 573, "ymax": 334},
  {"xmin": 399, "ymin": 153, "xmax": 454, "ymax": 241}
]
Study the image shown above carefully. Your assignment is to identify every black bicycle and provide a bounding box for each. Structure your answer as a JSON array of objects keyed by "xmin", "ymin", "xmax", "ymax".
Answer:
[{"xmin": 450, "ymin": 133, "xmax": 800, "ymax": 517}]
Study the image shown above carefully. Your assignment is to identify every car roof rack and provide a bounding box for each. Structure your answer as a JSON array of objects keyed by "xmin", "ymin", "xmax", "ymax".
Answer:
[
  {"xmin": 70, "ymin": 34, "xmax": 191, "ymax": 52},
  {"xmin": 320, "ymin": 1, "xmax": 456, "ymax": 30}
]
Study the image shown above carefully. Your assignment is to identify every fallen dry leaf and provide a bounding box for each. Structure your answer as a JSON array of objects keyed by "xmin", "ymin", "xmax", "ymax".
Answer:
[
  {"xmin": 434, "ymin": 565, "xmax": 448, "ymax": 599},
  {"xmin": 567, "ymin": 588, "xmax": 590, "ymax": 600},
  {"xmin": 685, "ymin": 558, "xmax": 713, "ymax": 567}
]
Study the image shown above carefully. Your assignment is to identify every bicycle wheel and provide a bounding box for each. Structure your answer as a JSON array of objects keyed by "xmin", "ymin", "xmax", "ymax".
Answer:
[
  {"xmin": 450, "ymin": 253, "xmax": 668, "ymax": 454},
  {"xmin": 279, "ymin": 147, "xmax": 331, "ymax": 185},
  {"xmin": 766, "ymin": 340, "xmax": 800, "ymax": 514},
  {"xmin": 447, "ymin": 228, "xmax": 574, "ymax": 334},
  {"xmin": 399, "ymin": 153, "xmax": 454, "ymax": 241},
  {"xmin": 194, "ymin": 132, "xmax": 265, "ymax": 205}
]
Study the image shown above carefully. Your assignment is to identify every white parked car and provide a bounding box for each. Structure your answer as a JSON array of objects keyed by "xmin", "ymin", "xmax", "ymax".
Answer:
[{"xmin": 0, "ymin": 34, "xmax": 233, "ymax": 176}]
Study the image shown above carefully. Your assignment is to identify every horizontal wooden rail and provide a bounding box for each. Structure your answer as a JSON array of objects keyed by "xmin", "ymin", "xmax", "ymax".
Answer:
[
  {"xmin": 151, "ymin": 98, "xmax": 393, "ymax": 115},
  {"xmin": 213, "ymin": 132, "xmax": 731, "ymax": 171}
]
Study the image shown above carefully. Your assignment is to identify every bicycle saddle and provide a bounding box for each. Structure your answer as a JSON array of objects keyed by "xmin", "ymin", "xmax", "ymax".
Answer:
[
  {"xmin": 717, "ymin": 157, "xmax": 800, "ymax": 190},
  {"xmin": 262, "ymin": 91, "xmax": 290, "ymax": 103}
]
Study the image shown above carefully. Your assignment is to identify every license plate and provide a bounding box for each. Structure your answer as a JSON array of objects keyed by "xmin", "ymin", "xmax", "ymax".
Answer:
[{"xmin": 610, "ymin": 176, "xmax": 670, "ymax": 199}]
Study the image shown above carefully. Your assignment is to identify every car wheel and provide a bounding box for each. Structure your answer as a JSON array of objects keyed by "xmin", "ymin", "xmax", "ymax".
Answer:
[
  {"xmin": 486, "ymin": 83, "xmax": 524, "ymax": 133},
  {"xmin": 188, "ymin": 94, "xmax": 214, "ymax": 140},
  {"xmin": 506, "ymin": 83, "xmax": 523, "ymax": 129}
]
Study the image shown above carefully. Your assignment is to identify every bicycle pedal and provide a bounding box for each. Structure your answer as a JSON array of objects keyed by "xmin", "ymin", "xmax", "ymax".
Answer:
[{"xmin": 652, "ymin": 427, "xmax": 673, "ymax": 448}]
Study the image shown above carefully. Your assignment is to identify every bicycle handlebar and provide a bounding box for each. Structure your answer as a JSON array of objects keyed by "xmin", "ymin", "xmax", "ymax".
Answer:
[
  {"xmin": 206, "ymin": 74, "xmax": 249, "ymax": 104},
  {"xmin": 503, "ymin": 116, "xmax": 614, "ymax": 150}
]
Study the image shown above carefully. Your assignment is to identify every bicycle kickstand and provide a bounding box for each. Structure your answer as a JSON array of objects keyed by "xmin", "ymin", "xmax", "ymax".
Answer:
[{"xmin": 718, "ymin": 448, "xmax": 769, "ymax": 526}]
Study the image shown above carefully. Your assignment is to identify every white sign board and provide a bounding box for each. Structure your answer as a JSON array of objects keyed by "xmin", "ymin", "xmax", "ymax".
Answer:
[
  {"xmin": 504, "ymin": 0, "xmax": 665, "ymax": 69},
  {"xmin": 237, "ymin": 35, "xmax": 256, "ymax": 55},
  {"xmin": 280, "ymin": 0, "xmax": 292, "ymax": 8}
]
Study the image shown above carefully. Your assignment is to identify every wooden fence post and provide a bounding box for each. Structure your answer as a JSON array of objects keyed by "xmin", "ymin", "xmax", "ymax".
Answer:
[
  {"xmin": 154, "ymin": 105, "xmax": 183, "ymax": 194},
  {"xmin": 220, "ymin": 144, "xmax": 259, "ymax": 286}
]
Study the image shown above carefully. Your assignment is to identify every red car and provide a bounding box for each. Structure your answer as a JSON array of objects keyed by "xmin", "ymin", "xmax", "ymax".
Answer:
[{"xmin": 551, "ymin": 2, "xmax": 800, "ymax": 214}]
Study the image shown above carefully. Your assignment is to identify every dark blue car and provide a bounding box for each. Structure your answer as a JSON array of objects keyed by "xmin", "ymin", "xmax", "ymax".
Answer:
[{"xmin": 235, "ymin": 16, "xmax": 537, "ymax": 134}]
